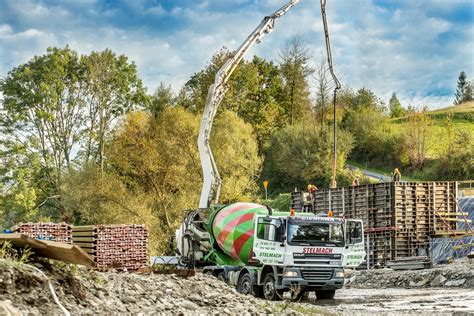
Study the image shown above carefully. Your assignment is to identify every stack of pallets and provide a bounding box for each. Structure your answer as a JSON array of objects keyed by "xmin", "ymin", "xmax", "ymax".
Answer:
[
  {"xmin": 72, "ymin": 224, "xmax": 148, "ymax": 270},
  {"xmin": 11, "ymin": 222, "xmax": 72, "ymax": 244}
]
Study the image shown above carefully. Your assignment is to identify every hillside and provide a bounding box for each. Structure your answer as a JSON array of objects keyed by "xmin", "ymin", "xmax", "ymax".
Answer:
[{"xmin": 390, "ymin": 101, "xmax": 474, "ymax": 158}]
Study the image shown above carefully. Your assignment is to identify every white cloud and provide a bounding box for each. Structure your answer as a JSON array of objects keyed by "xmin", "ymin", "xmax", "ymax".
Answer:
[{"xmin": 0, "ymin": 0, "xmax": 472, "ymax": 109}]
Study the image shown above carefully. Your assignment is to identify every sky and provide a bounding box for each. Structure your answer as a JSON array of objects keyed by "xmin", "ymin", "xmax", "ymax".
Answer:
[{"xmin": 0, "ymin": 0, "xmax": 473, "ymax": 109}]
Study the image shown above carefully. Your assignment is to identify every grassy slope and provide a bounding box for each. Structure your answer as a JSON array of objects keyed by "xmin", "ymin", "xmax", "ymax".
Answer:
[
  {"xmin": 390, "ymin": 101, "xmax": 474, "ymax": 158},
  {"xmin": 351, "ymin": 102, "xmax": 473, "ymax": 181}
]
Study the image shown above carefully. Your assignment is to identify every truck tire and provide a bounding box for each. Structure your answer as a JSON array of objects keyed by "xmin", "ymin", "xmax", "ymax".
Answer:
[
  {"xmin": 315, "ymin": 290, "xmax": 335, "ymax": 300},
  {"xmin": 262, "ymin": 273, "xmax": 283, "ymax": 301},
  {"xmin": 237, "ymin": 273, "xmax": 253, "ymax": 295}
]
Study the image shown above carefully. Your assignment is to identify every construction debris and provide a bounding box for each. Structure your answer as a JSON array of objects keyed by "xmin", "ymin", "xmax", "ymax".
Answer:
[
  {"xmin": 0, "ymin": 259, "xmax": 324, "ymax": 315},
  {"xmin": 72, "ymin": 224, "xmax": 148, "ymax": 270},
  {"xmin": 11, "ymin": 222, "xmax": 72, "ymax": 244}
]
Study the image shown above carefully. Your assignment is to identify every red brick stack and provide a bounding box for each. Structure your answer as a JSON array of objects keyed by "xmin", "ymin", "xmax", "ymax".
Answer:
[
  {"xmin": 72, "ymin": 224, "xmax": 148, "ymax": 270},
  {"xmin": 12, "ymin": 222, "xmax": 73, "ymax": 244}
]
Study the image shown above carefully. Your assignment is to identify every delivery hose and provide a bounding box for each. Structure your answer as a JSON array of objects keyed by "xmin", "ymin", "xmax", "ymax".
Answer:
[{"xmin": 23, "ymin": 263, "xmax": 71, "ymax": 316}]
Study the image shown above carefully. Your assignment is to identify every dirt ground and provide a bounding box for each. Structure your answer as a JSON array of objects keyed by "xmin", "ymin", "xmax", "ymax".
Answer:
[{"xmin": 307, "ymin": 288, "xmax": 474, "ymax": 315}]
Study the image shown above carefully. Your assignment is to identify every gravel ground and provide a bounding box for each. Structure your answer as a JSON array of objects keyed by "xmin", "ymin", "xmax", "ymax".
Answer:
[
  {"xmin": 1, "ymin": 258, "xmax": 473, "ymax": 315},
  {"xmin": 308, "ymin": 288, "xmax": 474, "ymax": 315}
]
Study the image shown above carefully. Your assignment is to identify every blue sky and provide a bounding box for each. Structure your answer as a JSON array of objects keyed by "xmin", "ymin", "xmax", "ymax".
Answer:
[{"xmin": 0, "ymin": 0, "xmax": 473, "ymax": 109}]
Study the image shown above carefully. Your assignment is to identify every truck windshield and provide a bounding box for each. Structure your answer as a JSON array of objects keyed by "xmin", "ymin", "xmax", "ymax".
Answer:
[{"xmin": 288, "ymin": 221, "xmax": 344, "ymax": 246}]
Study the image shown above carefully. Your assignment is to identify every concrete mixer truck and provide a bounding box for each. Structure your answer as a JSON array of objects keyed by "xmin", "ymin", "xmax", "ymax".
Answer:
[
  {"xmin": 175, "ymin": 0, "xmax": 366, "ymax": 301},
  {"xmin": 177, "ymin": 202, "xmax": 365, "ymax": 300}
]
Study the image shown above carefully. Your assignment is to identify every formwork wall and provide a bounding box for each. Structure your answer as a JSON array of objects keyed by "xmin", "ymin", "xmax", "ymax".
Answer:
[{"xmin": 291, "ymin": 181, "xmax": 459, "ymax": 267}]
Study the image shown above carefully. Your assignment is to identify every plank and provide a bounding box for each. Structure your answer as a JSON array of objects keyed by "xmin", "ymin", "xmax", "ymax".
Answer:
[
  {"xmin": 72, "ymin": 237, "xmax": 96, "ymax": 242},
  {"xmin": 0, "ymin": 233, "xmax": 93, "ymax": 267},
  {"xmin": 72, "ymin": 231, "xmax": 97, "ymax": 237},
  {"xmin": 73, "ymin": 242, "xmax": 96, "ymax": 249},
  {"xmin": 72, "ymin": 226, "xmax": 97, "ymax": 232},
  {"xmin": 0, "ymin": 233, "xmax": 47, "ymax": 250}
]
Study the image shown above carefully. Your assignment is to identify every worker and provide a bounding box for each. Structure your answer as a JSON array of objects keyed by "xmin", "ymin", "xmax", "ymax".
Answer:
[
  {"xmin": 393, "ymin": 168, "xmax": 401, "ymax": 182},
  {"xmin": 352, "ymin": 176, "xmax": 360, "ymax": 187},
  {"xmin": 307, "ymin": 184, "xmax": 317, "ymax": 194}
]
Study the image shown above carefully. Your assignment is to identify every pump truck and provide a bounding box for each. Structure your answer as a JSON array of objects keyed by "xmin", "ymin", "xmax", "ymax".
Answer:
[{"xmin": 176, "ymin": 0, "xmax": 366, "ymax": 300}]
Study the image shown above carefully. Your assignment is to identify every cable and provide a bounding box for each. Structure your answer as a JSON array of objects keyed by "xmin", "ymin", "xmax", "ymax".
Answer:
[{"xmin": 23, "ymin": 264, "xmax": 71, "ymax": 316}]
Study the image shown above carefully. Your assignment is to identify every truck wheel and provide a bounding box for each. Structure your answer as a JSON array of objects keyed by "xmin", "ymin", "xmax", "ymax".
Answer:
[
  {"xmin": 263, "ymin": 273, "xmax": 283, "ymax": 301},
  {"xmin": 315, "ymin": 290, "xmax": 335, "ymax": 300},
  {"xmin": 290, "ymin": 289, "xmax": 309, "ymax": 301},
  {"xmin": 237, "ymin": 274, "xmax": 253, "ymax": 295},
  {"xmin": 216, "ymin": 271, "xmax": 226, "ymax": 282}
]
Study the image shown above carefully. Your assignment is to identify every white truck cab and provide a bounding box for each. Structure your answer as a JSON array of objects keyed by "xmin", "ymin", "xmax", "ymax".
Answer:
[{"xmin": 239, "ymin": 214, "xmax": 365, "ymax": 300}]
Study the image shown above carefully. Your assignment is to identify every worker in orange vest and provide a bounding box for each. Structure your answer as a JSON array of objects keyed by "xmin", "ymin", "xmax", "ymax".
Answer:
[
  {"xmin": 393, "ymin": 168, "xmax": 401, "ymax": 182},
  {"xmin": 352, "ymin": 176, "xmax": 360, "ymax": 187}
]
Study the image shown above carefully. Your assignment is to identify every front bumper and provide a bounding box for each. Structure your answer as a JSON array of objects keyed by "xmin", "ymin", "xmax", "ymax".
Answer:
[{"xmin": 280, "ymin": 267, "xmax": 344, "ymax": 290}]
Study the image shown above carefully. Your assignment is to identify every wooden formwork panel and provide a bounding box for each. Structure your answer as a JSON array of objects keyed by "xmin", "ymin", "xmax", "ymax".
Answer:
[{"xmin": 293, "ymin": 181, "xmax": 460, "ymax": 266}]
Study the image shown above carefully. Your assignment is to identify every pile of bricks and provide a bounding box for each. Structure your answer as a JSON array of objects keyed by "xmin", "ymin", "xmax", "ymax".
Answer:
[
  {"xmin": 72, "ymin": 224, "xmax": 148, "ymax": 270},
  {"xmin": 11, "ymin": 222, "xmax": 73, "ymax": 244}
]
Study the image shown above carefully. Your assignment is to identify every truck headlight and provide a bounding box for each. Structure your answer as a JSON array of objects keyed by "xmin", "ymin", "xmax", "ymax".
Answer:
[
  {"xmin": 335, "ymin": 271, "xmax": 345, "ymax": 278},
  {"xmin": 283, "ymin": 271, "xmax": 298, "ymax": 278}
]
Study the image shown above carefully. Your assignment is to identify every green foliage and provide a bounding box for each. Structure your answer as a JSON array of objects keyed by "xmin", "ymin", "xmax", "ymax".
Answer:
[
  {"xmin": 342, "ymin": 88, "xmax": 393, "ymax": 164},
  {"xmin": 278, "ymin": 36, "xmax": 314, "ymax": 125},
  {"xmin": 399, "ymin": 107, "xmax": 431, "ymax": 169},
  {"xmin": 262, "ymin": 120, "xmax": 353, "ymax": 193},
  {"xmin": 389, "ymin": 92, "xmax": 405, "ymax": 118},
  {"xmin": 454, "ymin": 71, "xmax": 472, "ymax": 105},
  {"xmin": 148, "ymin": 83, "xmax": 174, "ymax": 119},
  {"xmin": 265, "ymin": 194, "xmax": 291, "ymax": 212},
  {"xmin": 0, "ymin": 46, "xmax": 145, "ymax": 225},
  {"xmin": 0, "ymin": 241, "xmax": 32, "ymax": 263},
  {"xmin": 211, "ymin": 110, "xmax": 262, "ymax": 203}
]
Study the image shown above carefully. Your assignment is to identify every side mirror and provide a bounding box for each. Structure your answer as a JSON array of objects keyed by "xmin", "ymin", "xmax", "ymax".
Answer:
[{"xmin": 280, "ymin": 234, "xmax": 286, "ymax": 242}]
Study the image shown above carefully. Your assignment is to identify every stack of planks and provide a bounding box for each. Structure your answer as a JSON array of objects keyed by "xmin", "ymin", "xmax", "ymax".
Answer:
[
  {"xmin": 11, "ymin": 222, "xmax": 72, "ymax": 244},
  {"xmin": 72, "ymin": 224, "xmax": 148, "ymax": 270}
]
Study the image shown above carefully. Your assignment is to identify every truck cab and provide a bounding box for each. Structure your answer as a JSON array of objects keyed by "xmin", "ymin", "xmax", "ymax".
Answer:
[{"xmin": 230, "ymin": 214, "xmax": 365, "ymax": 300}]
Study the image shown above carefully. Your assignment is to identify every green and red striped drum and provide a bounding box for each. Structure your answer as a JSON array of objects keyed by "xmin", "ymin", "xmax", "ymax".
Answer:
[{"xmin": 211, "ymin": 202, "xmax": 267, "ymax": 265}]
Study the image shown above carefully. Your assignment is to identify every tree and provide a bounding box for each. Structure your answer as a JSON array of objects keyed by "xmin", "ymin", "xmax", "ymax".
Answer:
[
  {"xmin": 180, "ymin": 50, "xmax": 285, "ymax": 152},
  {"xmin": 0, "ymin": 47, "xmax": 83, "ymax": 186},
  {"xmin": 279, "ymin": 36, "xmax": 314, "ymax": 125},
  {"xmin": 341, "ymin": 88, "xmax": 393, "ymax": 165},
  {"xmin": 0, "ymin": 46, "xmax": 146, "ymax": 224},
  {"xmin": 465, "ymin": 81, "xmax": 473, "ymax": 103},
  {"xmin": 454, "ymin": 71, "xmax": 470, "ymax": 104},
  {"xmin": 389, "ymin": 92, "xmax": 405, "ymax": 118},
  {"xmin": 148, "ymin": 83, "xmax": 174, "ymax": 119},
  {"xmin": 314, "ymin": 57, "xmax": 332, "ymax": 130},
  {"xmin": 401, "ymin": 107, "xmax": 431, "ymax": 169},
  {"xmin": 104, "ymin": 108, "xmax": 261, "ymax": 253},
  {"xmin": 262, "ymin": 119, "xmax": 353, "ymax": 192},
  {"xmin": 80, "ymin": 49, "xmax": 146, "ymax": 170}
]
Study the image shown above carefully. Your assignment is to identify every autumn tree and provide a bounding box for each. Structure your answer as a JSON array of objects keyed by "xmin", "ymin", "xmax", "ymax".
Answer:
[{"xmin": 0, "ymin": 46, "xmax": 146, "ymax": 224}]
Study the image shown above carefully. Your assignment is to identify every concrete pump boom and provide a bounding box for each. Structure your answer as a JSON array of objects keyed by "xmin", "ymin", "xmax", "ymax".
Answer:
[{"xmin": 198, "ymin": 0, "xmax": 300, "ymax": 209}]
